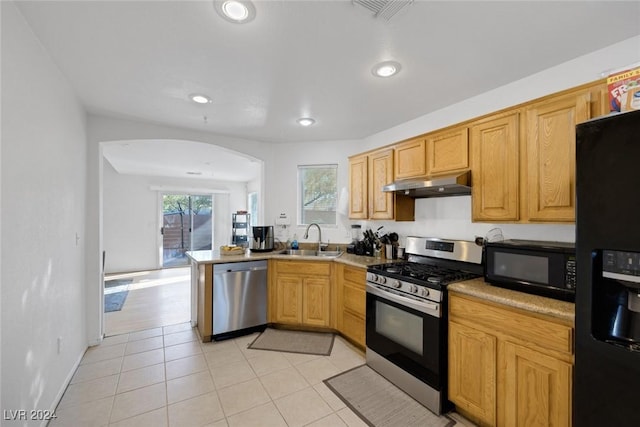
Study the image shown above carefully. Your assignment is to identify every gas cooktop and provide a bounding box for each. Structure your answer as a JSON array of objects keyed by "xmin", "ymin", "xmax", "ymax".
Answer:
[
  {"xmin": 367, "ymin": 236, "xmax": 484, "ymax": 290},
  {"xmin": 369, "ymin": 262, "xmax": 480, "ymax": 287}
]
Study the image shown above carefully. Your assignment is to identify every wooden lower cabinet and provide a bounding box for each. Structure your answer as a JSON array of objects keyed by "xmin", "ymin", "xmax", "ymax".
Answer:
[
  {"xmin": 503, "ymin": 341, "xmax": 572, "ymax": 427},
  {"xmin": 270, "ymin": 260, "xmax": 332, "ymax": 328},
  {"xmin": 448, "ymin": 292, "xmax": 573, "ymax": 427},
  {"xmin": 274, "ymin": 275, "xmax": 303, "ymax": 324},
  {"xmin": 301, "ymin": 277, "xmax": 331, "ymax": 327},
  {"xmin": 449, "ymin": 321, "xmax": 497, "ymax": 426},
  {"xmin": 336, "ymin": 264, "xmax": 366, "ymax": 348}
]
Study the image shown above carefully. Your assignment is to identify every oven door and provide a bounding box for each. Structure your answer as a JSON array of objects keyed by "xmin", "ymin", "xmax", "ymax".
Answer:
[{"xmin": 365, "ymin": 282, "xmax": 444, "ymax": 389}]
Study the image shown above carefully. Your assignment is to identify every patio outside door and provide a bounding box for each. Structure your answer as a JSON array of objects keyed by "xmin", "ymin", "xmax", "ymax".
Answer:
[{"xmin": 162, "ymin": 194, "xmax": 213, "ymax": 267}]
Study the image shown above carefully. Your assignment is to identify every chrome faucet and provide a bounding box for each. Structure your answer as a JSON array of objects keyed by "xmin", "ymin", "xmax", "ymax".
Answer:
[{"xmin": 303, "ymin": 223, "xmax": 322, "ymax": 251}]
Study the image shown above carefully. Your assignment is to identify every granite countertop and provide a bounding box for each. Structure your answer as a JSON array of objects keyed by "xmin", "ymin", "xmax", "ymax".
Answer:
[
  {"xmin": 186, "ymin": 249, "xmax": 398, "ymax": 269},
  {"xmin": 448, "ymin": 278, "xmax": 575, "ymax": 323},
  {"xmin": 187, "ymin": 250, "xmax": 574, "ymax": 322}
]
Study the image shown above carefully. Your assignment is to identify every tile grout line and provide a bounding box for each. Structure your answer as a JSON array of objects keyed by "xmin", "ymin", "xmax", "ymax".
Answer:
[{"xmin": 63, "ymin": 325, "xmax": 367, "ymax": 427}]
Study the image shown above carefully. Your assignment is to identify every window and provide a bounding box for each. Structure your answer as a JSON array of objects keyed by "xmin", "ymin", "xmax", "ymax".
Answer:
[
  {"xmin": 248, "ymin": 192, "xmax": 258, "ymax": 226},
  {"xmin": 298, "ymin": 164, "xmax": 338, "ymax": 225}
]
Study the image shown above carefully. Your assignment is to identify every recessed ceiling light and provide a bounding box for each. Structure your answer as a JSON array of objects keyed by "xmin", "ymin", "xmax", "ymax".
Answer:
[
  {"xmin": 189, "ymin": 94, "xmax": 212, "ymax": 104},
  {"xmin": 372, "ymin": 61, "xmax": 402, "ymax": 78},
  {"xmin": 297, "ymin": 117, "xmax": 316, "ymax": 127},
  {"xmin": 214, "ymin": 0, "xmax": 256, "ymax": 23}
]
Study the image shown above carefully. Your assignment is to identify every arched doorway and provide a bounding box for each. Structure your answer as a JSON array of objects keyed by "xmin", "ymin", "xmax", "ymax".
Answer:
[{"xmin": 99, "ymin": 139, "xmax": 263, "ymax": 336}]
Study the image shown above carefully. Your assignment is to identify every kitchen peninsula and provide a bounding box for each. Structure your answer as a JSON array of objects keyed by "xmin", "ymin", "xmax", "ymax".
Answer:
[
  {"xmin": 187, "ymin": 249, "xmax": 394, "ymax": 345},
  {"xmin": 190, "ymin": 248, "xmax": 575, "ymax": 425},
  {"xmin": 187, "ymin": 249, "xmax": 573, "ymax": 334}
]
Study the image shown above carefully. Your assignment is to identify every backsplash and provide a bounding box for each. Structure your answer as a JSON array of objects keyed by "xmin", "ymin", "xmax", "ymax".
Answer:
[{"xmin": 293, "ymin": 196, "xmax": 575, "ymax": 246}]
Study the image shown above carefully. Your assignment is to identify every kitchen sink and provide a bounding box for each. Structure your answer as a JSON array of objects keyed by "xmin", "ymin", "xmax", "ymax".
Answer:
[
  {"xmin": 316, "ymin": 250, "xmax": 343, "ymax": 257},
  {"xmin": 283, "ymin": 249, "xmax": 318, "ymax": 256},
  {"xmin": 280, "ymin": 249, "xmax": 342, "ymax": 258}
]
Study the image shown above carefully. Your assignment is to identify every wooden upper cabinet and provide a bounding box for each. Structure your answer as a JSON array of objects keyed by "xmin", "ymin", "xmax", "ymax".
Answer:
[
  {"xmin": 368, "ymin": 149, "xmax": 395, "ymax": 220},
  {"xmin": 348, "ymin": 154, "xmax": 368, "ymax": 219},
  {"xmin": 592, "ymin": 83, "xmax": 611, "ymax": 118},
  {"xmin": 525, "ymin": 93, "xmax": 590, "ymax": 222},
  {"xmin": 349, "ymin": 149, "xmax": 414, "ymax": 221},
  {"xmin": 394, "ymin": 138, "xmax": 427, "ymax": 180},
  {"xmin": 471, "ymin": 113, "xmax": 520, "ymax": 222},
  {"xmin": 426, "ymin": 127, "xmax": 470, "ymax": 176}
]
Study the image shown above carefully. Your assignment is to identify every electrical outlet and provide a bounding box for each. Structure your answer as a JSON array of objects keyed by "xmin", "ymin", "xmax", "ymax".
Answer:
[{"xmin": 57, "ymin": 337, "xmax": 63, "ymax": 354}]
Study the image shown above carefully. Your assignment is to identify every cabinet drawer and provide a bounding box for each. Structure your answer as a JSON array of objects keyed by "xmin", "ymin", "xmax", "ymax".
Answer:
[
  {"xmin": 342, "ymin": 311, "xmax": 365, "ymax": 347},
  {"xmin": 275, "ymin": 261, "xmax": 331, "ymax": 276},
  {"xmin": 343, "ymin": 266, "xmax": 366, "ymax": 284},
  {"xmin": 343, "ymin": 282, "xmax": 366, "ymax": 317},
  {"xmin": 450, "ymin": 294, "xmax": 573, "ymax": 355}
]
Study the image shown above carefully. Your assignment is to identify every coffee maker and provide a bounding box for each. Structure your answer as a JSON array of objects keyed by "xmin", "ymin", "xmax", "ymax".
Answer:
[{"xmin": 251, "ymin": 226, "xmax": 274, "ymax": 252}]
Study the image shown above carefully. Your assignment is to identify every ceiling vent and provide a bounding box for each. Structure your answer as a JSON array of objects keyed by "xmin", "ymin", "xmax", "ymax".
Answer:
[{"xmin": 352, "ymin": 0, "xmax": 414, "ymax": 21}]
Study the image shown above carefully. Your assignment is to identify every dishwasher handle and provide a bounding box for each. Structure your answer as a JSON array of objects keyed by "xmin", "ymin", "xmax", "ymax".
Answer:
[
  {"xmin": 214, "ymin": 260, "xmax": 268, "ymax": 274},
  {"xmin": 220, "ymin": 266, "xmax": 267, "ymax": 273}
]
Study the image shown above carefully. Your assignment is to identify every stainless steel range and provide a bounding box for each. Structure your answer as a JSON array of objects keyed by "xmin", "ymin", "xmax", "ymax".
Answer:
[{"xmin": 365, "ymin": 236, "xmax": 483, "ymax": 415}]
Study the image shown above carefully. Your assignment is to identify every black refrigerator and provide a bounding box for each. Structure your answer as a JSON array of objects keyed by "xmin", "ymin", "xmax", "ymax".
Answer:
[{"xmin": 575, "ymin": 109, "xmax": 640, "ymax": 425}]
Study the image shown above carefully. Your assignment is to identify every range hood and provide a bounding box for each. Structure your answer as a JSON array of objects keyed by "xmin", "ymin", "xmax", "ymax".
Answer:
[{"xmin": 382, "ymin": 171, "xmax": 471, "ymax": 198}]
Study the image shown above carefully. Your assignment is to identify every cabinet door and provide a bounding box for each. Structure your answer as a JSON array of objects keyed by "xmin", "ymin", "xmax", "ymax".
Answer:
[
  {"xmin": 526, "ymin": 94, "xmax": 590, "ymax": 222},
  {"xmin": 471, "ymin": 113, "xmax": 520, "ymax": 221},
  {"xmin": 394, "ymin": 138, "xmax": 427, "ymax": 180},
  {"xmin": 449, "ymin": 321, "xmax": 497, "ymax": 426},
  {"xmin": 427, "ymin": 127, "xmax": 469, "ymax": 175},
  {"xmin": 337, "ymin": 265, "xmax": 366, "ymax": 347},
  {"xmin": 302, "ymin": 277, "xmax": 331, "ymax": 327},
  {"xmin": 349, "ymin": 154, "xmax": 368, "ymax": 219},
  {"xmin": 502, "ymin": 341, "xmax": 572, "ymax": 427},
  {"xmin": 368, "ymin": 149, "xmax": 395, "ymax": 220},
  {"xmin": 275, "ymin": 275, "xmax": 303, "ymax": 324},
  {"xmin": 341, "ymin": 311, "xmax": 365, "ymax": 348}
]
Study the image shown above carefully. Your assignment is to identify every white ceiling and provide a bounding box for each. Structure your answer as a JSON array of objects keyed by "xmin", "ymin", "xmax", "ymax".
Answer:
[
  {"xmin": 15, "ymin": 0, "xmax": 640, "ymax": 179},
  {"xmin": 103, "ymin": 139, "xmax": 262, "ymax": 182}
]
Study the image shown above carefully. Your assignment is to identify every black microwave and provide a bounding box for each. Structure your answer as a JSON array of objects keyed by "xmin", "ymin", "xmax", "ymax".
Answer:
[{"xmin": 484, "ymin": 239, "xmax": 576, "ymax": 302}]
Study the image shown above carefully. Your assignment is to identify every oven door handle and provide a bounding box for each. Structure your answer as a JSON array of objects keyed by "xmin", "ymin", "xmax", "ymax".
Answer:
[{"xmin": 366, "ymin": 283, "xmax": 441, "ymax": 317}]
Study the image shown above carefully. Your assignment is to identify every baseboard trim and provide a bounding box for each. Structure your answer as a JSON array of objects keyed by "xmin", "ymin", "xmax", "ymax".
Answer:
[{"xmin": 46, "ymin": 348, "xmax": 85, "ymax": 426}]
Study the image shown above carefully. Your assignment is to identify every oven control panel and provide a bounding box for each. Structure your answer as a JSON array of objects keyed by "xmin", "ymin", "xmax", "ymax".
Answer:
[{"xmin": 366, "ymin": 272, "xmax": 441, "ymax": 302}]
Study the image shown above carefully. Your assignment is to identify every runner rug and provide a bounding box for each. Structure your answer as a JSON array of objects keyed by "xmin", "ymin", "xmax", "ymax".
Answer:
[
  {"xmin": 324, "ymin": 365, "xmax": 458, "ymax": 427},
  {"xmin": 248, "ymin": 328, "xmax": 334, "ymax": 356},
  {"xmin": 104, "ymin": 278, "xmax": 132, "ymax": 312}
]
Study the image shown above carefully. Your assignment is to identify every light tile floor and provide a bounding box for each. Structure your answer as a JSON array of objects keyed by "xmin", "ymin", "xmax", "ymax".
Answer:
[
  {"xmin": 51, "ymin": 324, "xmax": 371, "ymax": 427},
  {"xmin": 105, "ymin": 268, "xmax": 191, "ymax": 336}
]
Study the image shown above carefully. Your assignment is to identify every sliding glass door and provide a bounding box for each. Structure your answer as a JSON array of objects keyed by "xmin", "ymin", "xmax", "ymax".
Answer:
[{"xmin": 162, "ymin": 194, "xmax": 213, "ymax": 267}]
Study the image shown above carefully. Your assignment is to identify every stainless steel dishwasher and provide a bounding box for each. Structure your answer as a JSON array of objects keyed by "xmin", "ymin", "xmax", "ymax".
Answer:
[{"xmin": 212, "ymin": 260, "xmax": 267, "ymax": 340}]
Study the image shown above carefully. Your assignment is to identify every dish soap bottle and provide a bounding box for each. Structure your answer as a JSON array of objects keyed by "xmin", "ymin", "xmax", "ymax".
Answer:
[{"xmin": 291, "ymin": 234, "xmax": 299, "ymax": 249}]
